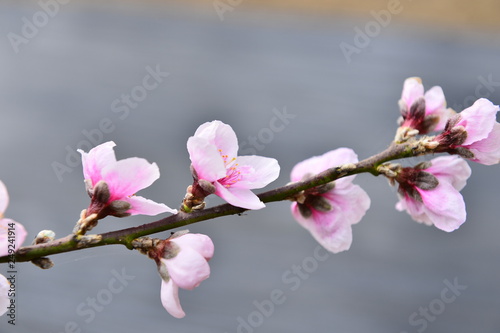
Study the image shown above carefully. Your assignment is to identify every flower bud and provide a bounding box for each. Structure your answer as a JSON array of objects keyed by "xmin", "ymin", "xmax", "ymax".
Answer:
[
  {"xmin": 93, "ymin": 180, "xmax": 111, "ymax": 204},
  {"xmin": 108, "ymin": 200, "xmax": 132, "ymax": 217},
  {"xmin": 32, "ymin": 230, "xmax": 56, "ymax": 245}
]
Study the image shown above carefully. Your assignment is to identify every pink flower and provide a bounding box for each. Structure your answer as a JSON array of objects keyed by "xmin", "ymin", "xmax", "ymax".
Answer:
[
  {"xmin": 0, "ymin": 180, "xmax": 27, "ymax": 257},
  {"xmin": 399, "ymin": 77, "xmax": 453, "ymax": 134},
  {"xmin": 187, "ymin": 121, "xmax": 280, "ymax": 210},
  {"xmin": 0, "ymin": 274, "xmax": 9, "ymax": 316},
  {"xmin": 395, "ymin": 155, "xmax": 471, "ymax": 231},
  {"xmin": 156, "ymin": 233, "xmax": 214, "ymax": 318},
  {"xmin": 78, "ymin": 141, "xmax": 177, "ymax": 218},
  {"xmin": 435, "ymin": 98, "xmax": 500, "ymax": 165},
  {"xmin": 290, "ymin": 148, "xmax": 371, "ymax": 253}
]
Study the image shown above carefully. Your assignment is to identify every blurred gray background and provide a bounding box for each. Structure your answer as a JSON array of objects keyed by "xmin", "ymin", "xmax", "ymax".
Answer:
[{"xmin": 1, "ymin": 1, "xmax": 500, "ymax": 332}]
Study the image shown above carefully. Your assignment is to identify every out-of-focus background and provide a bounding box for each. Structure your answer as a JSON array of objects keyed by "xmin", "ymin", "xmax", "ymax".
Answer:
[{"xmin": 1, "ymin": 1, "xmax": 499, "ymax": 332}]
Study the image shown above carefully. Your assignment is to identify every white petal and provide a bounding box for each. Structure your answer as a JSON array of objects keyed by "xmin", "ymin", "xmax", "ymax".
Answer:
[
  {"xmin": 193, "ymin": 121, "xmax": 238, "ymax": 159},
  {"xmin": 160, "ymin": 279, "xmax": 185, "ymax": 318},
  {"xmin": 124, "ymin": 196, "xmax": 177, "ymax": 216},
  {"xmin": 0, "ymin": 274, "xmax": 9, "ymax": 316},
  {"xmin": 172, "ymin": 234, "xmax": 214, "ymax": 260},
  {"xmin": 290, "ymin": 148, "xmax": 358, "ymax": 182},
  {"xmin": 78, "ymin": 141, "xmax": 117, "ymax": 186},
  {"xmin": 214, "ymin": 183, "xmax": 265, "ymax": 210},
  {"xmin": 0, "ymin": 181, "xmax": 8, "ymax": 215},
  {"xmin": 163, "ymin": 247, "xmax": 210, "ymax": 290},
  {"xmin": 102, "ymin": 158, "xmax": 160, "ymax": 200},
  {"xmin": 231, "ymin": 156, "xmax": 280, "ymax": 189},
  {"xmin": 0, "ymin": 219, "xmax": 27, "ymax": 257},
  {"xmin": 187, "ymin": 137, "xmax": 226, "ymax": 181}
]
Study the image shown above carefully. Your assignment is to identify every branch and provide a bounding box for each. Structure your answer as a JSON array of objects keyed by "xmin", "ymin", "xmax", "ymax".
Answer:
[{"xmin": 1, "ymin": 140, "xmax": 419, "ymax": 264}]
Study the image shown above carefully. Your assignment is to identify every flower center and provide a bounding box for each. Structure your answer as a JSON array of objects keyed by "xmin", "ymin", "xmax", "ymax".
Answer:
[{"xmin": 218, "ymin": 150, "xmax": 242, "ymax": 188}]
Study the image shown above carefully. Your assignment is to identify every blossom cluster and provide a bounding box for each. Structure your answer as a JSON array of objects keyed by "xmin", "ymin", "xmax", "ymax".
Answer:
[
  {"xmin": 393, "ymin": 78, "xmax": 499, "ymax": 231},
  {"xmin": 0, "ymin": 77, "xmax": 498, "ymax": 319}
]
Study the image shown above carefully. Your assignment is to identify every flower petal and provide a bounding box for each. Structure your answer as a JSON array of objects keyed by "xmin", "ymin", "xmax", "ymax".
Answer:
[
  {"xmin": 124, "ymin": 196, "xmax": 177, "ymax": 216},
  {"xmin": 458, "ymin": 98, "xmax": 499, "ymax": 145},
  {"xmin": 425, "ymin": 156, "xmax": 471, "ymax": 191},
  {"xmin": 291, "ymin": 183, "xmax": 370, "ymax": 253},
  {"xmin": 187, "ymin": 137, "xmax": 226, "ymax": 182},
  {"xmin": 160, "ymin": 279, "xmax": 185, "ymax": 319},
  {"xmin": 0, "ymin": 181, "xmax": 8, "ymax": 215},
  {"xmin": 468, "ymin": 122, "xmax": 500, "ymax": 165},
  {"xmin": 291, "ymin": 148, "xmax": 358, "ymax": 182},
  {"xmin": 424, "ymin": 86, "xmax": 446, "ymax": 115},
  {"xmin": 0, "ymin": 274, "xmax": 9, "ymax": 316},
  {"xmin": 424, "ymin": 86, "xmax": 449, "ymax": 131},
  {"xmin": 291, "ymin": 203, "xmax": 352, "ymax": 253},
  {"xmin": 396, "ymin": 194, "xmax": 433, "ymax": 226},
  {"xmin": 163, "ymin": 248, "xmax": 210, "ymax": 290},
  {"xmin": 324, "ymin": 183, "xmax": 371, "ymax": 227},
  {"xmin": 102, "ymin": 158, "xmax": 160, "ymax": 201},
  {"xmin": 78, "ymin": 141, "xmax": 117, "ymax": 186},
  {"xmin": 401, "ymin": 77, "xmax": 424, "ymax": 107},
  {"xmin": 193, "ymin": 121, "xmax": 238, "ymax": 159},
  {"xmin": 230, "ymin": 156, "xmax": 280, "ymax": 189},
  {"xmin": 214, "ymin": 182, "xmax": 265, "ymax": 210},
  {"xmin": 0, "ymin": 219, "xmax": 27, "ymax": 257},
  {"xmin": 172, "ymin": 234, "xmax": 214, "ymax": 261},
  {"xmin": 418, "ymin": 183, "xmax": 466, "ymax": 232}
]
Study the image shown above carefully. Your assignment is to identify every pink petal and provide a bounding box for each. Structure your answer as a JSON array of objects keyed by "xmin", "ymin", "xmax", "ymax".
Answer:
[
  {"xmin": 291, "ymin": 203, "xmax": 353, "ymax": 253},
  {"xmin": 426, "ymin": 156, "xmax": 471, "ymax": 191},
  {"xmin": 0, "ymin": 274, "xmax": 9, "ymax": 316},
  {"xmin": 424, "ymin": 86, "xmax": 446, "ymax": 114},
  {"xmin": 230, "ymin": 156, "xmax": 280, "ymax": 189},
  {"xmin": 290, "ymin": 183, "xmax": 370, "ymax": 253},
  {"xmin": 418, "ymin": 183, "xmax": 466, "ymax": 232},
  {"xmin": 102, "ymin": 158, "xmax": 160, "ymax": 201},
  {"xmin": 396, "ymin": 194, "xmax": 433, "ymax": 226},
  {"xmin": 324, "ymin": 183, "xmax": 371, "ymax": 226},
  {"xmin": 124, "ymin": 196, "xmax": 177, "ymax": 216},
  {"xmin": 163, "ymin": 248, "xmax": 210, "ymax": 290},
  {"xmin": 468, "ymin": 122, "xmax": 500, "ymax": 165},
  {"xmin": 187, "ymin": 137, "xmax": 226, "ymax": 182},
  {"xmin": 401, "ymin": 77, "xmax": 424, "ymax": 107},
  {"xmin": 435, "ymin": 108, "xmax": 456, "ymax": 132},
  {"xmin": 193, "ymin": 121, "xmax": 238, "ymax": 160},
  {"xmin": 160, "ymin": 279, "xmax": 185, "ymax": 319},
  {"xmin": 0, "ymin": 219, "xmax": 27, "ymax": 257},
  {"xmin": 458, "ymin": 98, "xmax": 499, "ymax": 145},
  {"xmin": 214, "ymin": 182, "xmax": 265, "ymax": 210},
  {"xmin": 172, "ymin": 234, "xmax": 214, "ymax": 261},
  {"xmin": 424, "ymin": 86, "xmax": 449, "ymax": 131},
  {"xmin": 290, "ymin": 148, "xmax": 358, "ymax": 182},
  {"xmin": 0, "ymin": 181, "xmax": 8, "ymax": 215},
  {"xmin": 78, "ymin": 141, "xmax": 117, "ymax": 186}
]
